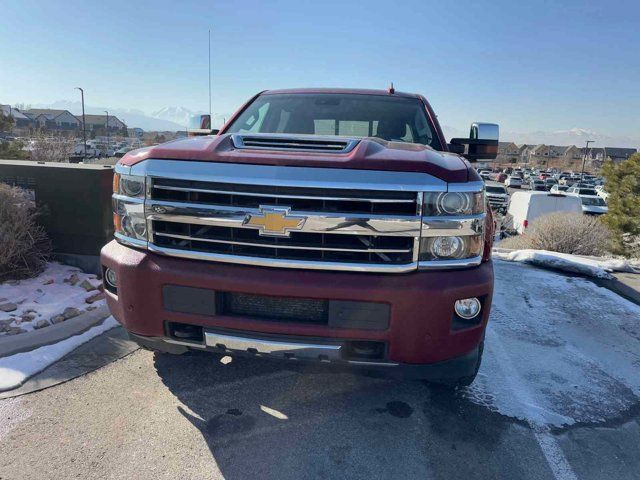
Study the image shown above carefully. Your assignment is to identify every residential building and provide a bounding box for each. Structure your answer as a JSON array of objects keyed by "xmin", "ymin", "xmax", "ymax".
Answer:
[
  {"xmin": 604, "ymin": 147, "xmax": 637, "ymax": 163},
  {"xmin": 24, "ymin": 109, "xmax": 80, "ymax": 130},
  {"xmin": 127, "ymin": 127, "xmax": 144, "ymax": 138},
  {"xmin": 82, "ymin": 114, "xmax": 126, "ymax": 132},
  {"xmin": 496, "ymin": 142, "xmax": 520, "ymax": 164},
  {"xmin": 0, "ymin": 104, "xmax": 33, "ymax": 128}
]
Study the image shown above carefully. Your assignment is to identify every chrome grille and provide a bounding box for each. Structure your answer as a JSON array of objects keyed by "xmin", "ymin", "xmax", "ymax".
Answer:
[
  {"xmin": 151, "ymin": 178, "xmax": 418, "ymax": 216},
  {"xmin": 147, "ymin": 177, "xmax": 421, "ymax": 271},
  {"xmin": 152, "ymin": 220, "xmax": 414, "ymax": 264}
]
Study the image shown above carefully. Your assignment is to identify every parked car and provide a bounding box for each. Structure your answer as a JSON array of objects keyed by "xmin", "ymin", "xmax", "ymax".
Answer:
[
  {"xmin": 485, "ymin": 181, "xmax": 509, "ymax": 213},
  {"xmin": 566, "ymin": 188, "xmax": 608, "ymax": 215},
  {"xmin": 550, "ymin": 184, "xmax": 570, "ymax": 194},
  {"xmin": 577, "ymin": 195, "xmax": 608, "ymax": 215},
  {"xmin": 480, "ymin": 170, "xmax": 493, "ymax": 181},
  {"xmin": 507, "ymin": 191, "xmax": 582, "ymax": 233},
  {"xmin": 560, "ymin": 175, "xmax": 581, "ymax": 186},
  {"xmin": 101, "ymin": 87, "xmax": 500, "ymax": 387},
  {"xmin": 544, "ymin": 178, "xmax": 557, "ymax": 190},
  {"xmin": 114, "ymin": 147, "xmax": 132, "ymax": 158},
  {"xmin": 505, "ymin": 175, "xmax": 523, "ymax": 188},
  {"xmin": 595, "ymin": 185, "xmax": 609, "ymax": 200},
  {"xmin": 529, "ymin": 179, "xmax": 547, "ymax": 191},
  {"xmin": 495, "ymin": 172, "xmax": 508, "ymax": 183}
]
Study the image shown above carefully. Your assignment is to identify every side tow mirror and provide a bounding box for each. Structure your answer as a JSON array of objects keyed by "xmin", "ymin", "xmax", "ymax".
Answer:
[
  {"xmin": 187, "ymin": 114, "xmax": 218, "ymax": 136},
  {"xmin": 449, "ymin": 122, "xmax": 499, "ymax": 162}
]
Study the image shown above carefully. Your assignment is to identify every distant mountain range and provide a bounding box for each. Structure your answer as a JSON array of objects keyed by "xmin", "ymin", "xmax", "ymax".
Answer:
[
  {"xmin": 442, "ymin": 125, "xmax": 639, "ymax": 149},
  {"xmin": 151, "ymin": 106, "xmax": 229, "ymax": 130}
]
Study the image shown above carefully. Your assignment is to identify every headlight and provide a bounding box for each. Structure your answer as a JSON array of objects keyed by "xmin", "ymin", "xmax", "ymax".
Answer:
[
  {"xmin": 113, "ymin": 173, "xmax": 145, "ymax": 198},
  {"xmin": 423, "ymin": 191, "xmax": 484, "ymax": 216},
  {"xmin": 112, "ymin": 168, "xmax": 147, "ymax": 245},
  {"xmin": 419, "ymin": 235, "xmax": 483, "ymax": 262},
  {"xmin": 113, "ymin": 197, "xmax": 147, "ymax": 241}
]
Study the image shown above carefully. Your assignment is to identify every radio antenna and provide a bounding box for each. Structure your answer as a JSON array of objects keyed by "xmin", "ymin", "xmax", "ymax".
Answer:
[{"xmin": 208, "ymin": 29, "xmax": 212, "ymax": 119}]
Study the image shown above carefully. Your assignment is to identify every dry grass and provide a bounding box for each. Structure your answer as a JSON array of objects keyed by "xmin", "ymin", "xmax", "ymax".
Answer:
[
  {"xmin": 501, "ymin": 212, "xmax": 611, "ymax": 256},
  {"xmin": 0, "ymin": 184, "xmax": 51, "ymax": 281}
]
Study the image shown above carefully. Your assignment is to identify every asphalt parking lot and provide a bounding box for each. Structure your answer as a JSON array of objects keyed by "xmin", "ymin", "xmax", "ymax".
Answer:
[{"xmin": 1, "ymin": 260, "xmax": 639, "ymax": 480}]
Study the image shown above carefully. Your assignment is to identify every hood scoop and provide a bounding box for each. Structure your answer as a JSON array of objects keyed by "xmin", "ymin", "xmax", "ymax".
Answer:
[{"xmin": 231, "ymin": 133, "xmax": 360, "ymax": 154}]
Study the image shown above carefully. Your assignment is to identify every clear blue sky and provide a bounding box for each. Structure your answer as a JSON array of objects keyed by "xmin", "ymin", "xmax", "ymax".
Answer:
[{"xmin": 1, "ymin": 0, "xmax": 638, "ymax": 136}]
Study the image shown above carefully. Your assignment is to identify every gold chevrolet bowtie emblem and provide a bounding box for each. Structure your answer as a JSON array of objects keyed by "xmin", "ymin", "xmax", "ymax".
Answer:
[{"xmin": 244, "ymin": 206, "xmax": 306, "ymax": 237}]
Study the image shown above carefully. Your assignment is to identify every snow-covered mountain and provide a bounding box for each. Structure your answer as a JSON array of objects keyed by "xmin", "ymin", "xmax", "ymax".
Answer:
[
  {"xmin": 151, "ymin": 106, "xmax": 202, "ymax": 128},
  {"xmin": 442, "ymin": 125, "xmax": 639, "ymax": 148},
  {"xmin": 152, "ymin": 106, "xmax": 230, "ymax": 129}
]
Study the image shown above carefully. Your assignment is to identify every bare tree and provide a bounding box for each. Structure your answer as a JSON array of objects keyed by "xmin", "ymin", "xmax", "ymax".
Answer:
[{"xmin": 29, "ymin": 133, "xmax": 74, "ymax": 162}]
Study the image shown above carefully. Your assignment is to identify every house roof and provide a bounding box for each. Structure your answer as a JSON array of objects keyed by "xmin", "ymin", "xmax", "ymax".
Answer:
[
  {"xmin": 25, "ymin": 108, "xmax": 77, "ymax": 121},
  {"xmin": 82, "ymin": 114, "xmax": 125, "ymax": 126},
  {"xmin": 1, "ymin": 105, "xmax": 30, "ymax": 120},
  {"xmin": 604, "ymin": 147, "xmax": 637, "ymax": 159}
]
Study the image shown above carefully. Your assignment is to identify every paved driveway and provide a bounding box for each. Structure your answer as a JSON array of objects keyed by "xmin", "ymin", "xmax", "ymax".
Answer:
[{"xmin": 1, "ymin": 261, "xmax": 639, "ymax": 480}]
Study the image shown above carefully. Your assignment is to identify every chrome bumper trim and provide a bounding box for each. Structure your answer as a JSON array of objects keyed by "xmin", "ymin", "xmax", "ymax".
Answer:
[
  {"xmin": 418, "ymin": 255, "xmax": 483, "ymax": 270},
  {"xmin": 204, "ymin": 331, "xmax": 342, "ymax": 361}
]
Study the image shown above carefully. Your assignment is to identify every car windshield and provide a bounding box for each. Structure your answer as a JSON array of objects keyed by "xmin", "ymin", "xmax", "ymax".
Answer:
[
  {"xmin": 579, "ymin": 189, "xmax": 598, "ymax": 196},
  {"xmin": 225, "ymin": 93, "xmax": 441, "ymax": 148},
  {"xmin": 582, "ymin": 196, "xmax": 606, "ymax": 206},
  {"xmin": 486, "ymin": 186, "xmax": 507, "ymax": 194}
]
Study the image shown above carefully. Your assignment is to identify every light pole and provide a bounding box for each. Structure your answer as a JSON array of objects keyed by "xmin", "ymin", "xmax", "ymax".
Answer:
[
  {"xmin": 75, "ymin": 87, "xmax": 87, "ymax": 159},
  {"xmin": 104, "ymin": 110, "xmax": 109, "ymax": 157},
  {"xmin": 580, "ymin": 140, "xmax": 594, "ymax": 182}
]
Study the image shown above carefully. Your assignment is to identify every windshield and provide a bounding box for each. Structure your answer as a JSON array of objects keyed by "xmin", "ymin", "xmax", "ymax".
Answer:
[
  {"xmin": 579, "ymin": 189, "xmax": 598, "ymax": 196},
  {"xmin": 486, "ymin": 186, "xmax": 507, "ymax": 194},
  {"xmin": 582, "ymin": 196, "xmax": 606, "ymax": 206},
  {"xmin": 225, "ymin": 93, "xmax": 441, "ymax": 148}
]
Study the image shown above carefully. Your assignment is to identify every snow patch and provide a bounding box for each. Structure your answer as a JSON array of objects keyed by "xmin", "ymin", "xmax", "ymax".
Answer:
[
  {"xmin": 466, "ymin": 261, "xmax": 640, "ymax": 427},
  {"xmin": 0, "ymin": 263, "xmax": 104, "ymax": 335},
  {"xmin": 492, "ymin": 249, "xmax": 638, "ymax": 279},
  {"xmin": 0, "ymin": 317, "xmax": 119, "ymax": 391}
]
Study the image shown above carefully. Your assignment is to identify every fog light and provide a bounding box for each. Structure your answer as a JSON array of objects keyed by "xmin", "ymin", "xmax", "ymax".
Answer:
[
  {"xmin": 454, "ymin": 297, "xmax": 481, "ymax": 320},
  {"xmin": 105, "ymin": 268, "xmax": 118, "ymax": 288}
]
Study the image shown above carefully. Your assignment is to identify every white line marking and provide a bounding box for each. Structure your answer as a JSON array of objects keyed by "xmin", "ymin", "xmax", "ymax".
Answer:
[{"xmin": 489, "ymin": 332, "xmax": 579, "ymax": 480}]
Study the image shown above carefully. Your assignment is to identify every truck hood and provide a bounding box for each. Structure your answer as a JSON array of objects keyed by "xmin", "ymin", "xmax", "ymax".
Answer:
[{"xmin": 120, "ymin": 134, "xmax": 472, "ymax": 183}]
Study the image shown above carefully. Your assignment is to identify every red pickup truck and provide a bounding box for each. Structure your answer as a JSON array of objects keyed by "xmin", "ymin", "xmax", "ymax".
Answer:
[{"xmin": 101, "ymin": 88, "xmax": 498, "ymax": 386}]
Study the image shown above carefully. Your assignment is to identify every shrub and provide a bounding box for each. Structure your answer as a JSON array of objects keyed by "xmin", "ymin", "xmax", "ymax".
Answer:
[
  {"xmin": 601, "ymin": 153, "xmax": 640, "ymax": 257},
  {"xmin": 0, "ymin": 184, "xmax": 50, "ymax": 281},
  {"xmin": 500, "ymin": 212, "xmax": 611, "ymax": 256}
]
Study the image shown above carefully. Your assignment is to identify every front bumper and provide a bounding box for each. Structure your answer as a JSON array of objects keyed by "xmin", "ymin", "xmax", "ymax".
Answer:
[
  {"xmin": 101, "ymin": 240, "xmax": 493, "ymax": 367},
  {"xmin": 129, "ymin": 330, "xmax": 482, "ymax": 381}
]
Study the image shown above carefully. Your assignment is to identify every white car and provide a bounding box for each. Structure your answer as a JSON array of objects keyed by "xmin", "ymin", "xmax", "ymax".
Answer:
[
  {"xmin": 595, "ymin": 185, "xmax": 609, "ymax": 200},
  {"xmin": 505, "ymin": 176, "xmax": 523, "ymax": 188},
  {"xmin": 566, "ymin": 187, "xmax": 608, "ymax": 215},
  {"xmin": 485, "ymin": 182, "xmax": 510, "ymax": 212},
  {"xmin": 507, "ymin": 191, "xmax": 582, "ymax": 233}
]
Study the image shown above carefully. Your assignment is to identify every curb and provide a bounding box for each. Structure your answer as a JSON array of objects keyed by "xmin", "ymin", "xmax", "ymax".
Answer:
[
  {"xmin": 592, "ymin": 275, "xmax": 640, "ymax": 307},
  {"xmin": 0, "ymin": 304, "xmax": 111, "ymax": 358}
]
